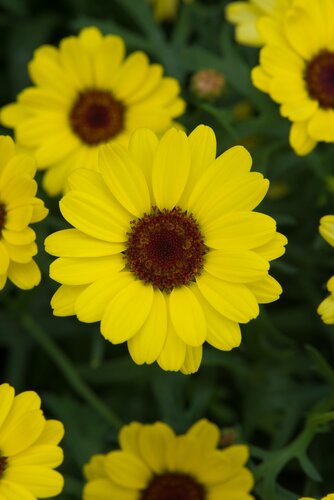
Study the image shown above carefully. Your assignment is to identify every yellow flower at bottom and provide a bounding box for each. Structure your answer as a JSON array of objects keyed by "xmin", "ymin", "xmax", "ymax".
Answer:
[
  {"xmin": 318, "ymin": 215, "xmax": 334, "ymax": 323},
  {"xmin": 299, "ymin": 496, "xmax": 334, "ymax": 500},
  {"xmin": 83, "ymin": 419, "xmax": 254, "ymax": 500},
  {"xmin": 0, "ymin": 136, "xmax": 48, "ymax": 291},
  {"xmin": 0, "ymin": 26, "xmax": 185, "ymax": 196},
  {"xmin": 45, "ymin": 125, "xmax": 286, "ymax": 374},
  {"xmin": 0, "ymin": 383, "xmax": 64, "ymax": 499}
]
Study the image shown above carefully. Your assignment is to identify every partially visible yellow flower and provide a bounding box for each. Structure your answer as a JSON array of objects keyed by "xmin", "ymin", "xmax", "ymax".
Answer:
[
  {"xmin": 149, "ymin": 0, "xmax": 192, "ymax": 21},
  {"xmin": 45, "ymin": 125, "xmax": 286, "ymax": 374},
  {"xmin": 0, "ymin": 26, "xmax": 185, "ymax": 196},
  {"xmin": 0, "ymin": 383, "xmax": 64, "ymax": 499},
  {"xmin": 83, "ymin": 419, "xmax": 254, "ymax": 500},
  {"xmin": 0, "ymin": 136, "xmax": 48, "ymax": 291},
  {"xmin": 299, "ymin": 496, "xmax": 334, "ymax": 500},
  {"xmin": 225, "ymin": 0, "xmax": 291, "ymax": 47},
  {"xmin": 318, "ymin": 215, "xmax": 334, "ymax": 324},
  {"xmin": 252, "ymin": 0, "xmax": 334, "ymax": 156}
]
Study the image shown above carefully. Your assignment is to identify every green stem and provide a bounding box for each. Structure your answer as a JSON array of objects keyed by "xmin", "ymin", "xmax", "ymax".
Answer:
[{"xmin": 21, "ymin": 315, "xmax": 123, "ymax": 431}]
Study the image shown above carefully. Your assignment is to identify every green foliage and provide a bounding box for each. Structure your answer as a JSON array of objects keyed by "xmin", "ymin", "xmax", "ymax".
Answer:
[{"xmin": 1, "ymin": 0, "xmax": 334, "ymax": 499}]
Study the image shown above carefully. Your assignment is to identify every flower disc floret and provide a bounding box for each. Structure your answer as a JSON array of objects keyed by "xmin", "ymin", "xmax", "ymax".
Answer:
[
  {"xmin": 45, "ymin": 125, "xmax": 286, "ymax": 374},
  {"xmin": 0, "ymin": 26, "xmax": 185, "ymax": 196},
  {"xmin": 83, "ymin": 419, "xmax": 254, "ymax": 500},
  {"xmin": 0, "ymin": 383, "xmax": 64, "ymax": 499},
  {"xmin": 0, "ymin": 136, "xmax": 48, "ymax": 291}
]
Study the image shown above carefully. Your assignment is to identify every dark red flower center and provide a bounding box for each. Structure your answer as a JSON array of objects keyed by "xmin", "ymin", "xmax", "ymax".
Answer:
[
  {"xmin": 305, "ymin": 50, "xmax": 334, "ymax": 108},
  {"xmin": 69, "ymin": 89, "xmax": 124, "ymax": 145},
  {"xmin": 0, "ymin": 456, "xmax": 7, "ymax": 478},
  {"xmin": 140, "ymin": 472, "xmax": 206, "ymax": 500},
  {"xmin": 0, "ymin": 203, "xmax": 6, "ymax": 234},
  {"xmin": 125, "ymin": 207, "xmax": 207, "ymax": 291}
]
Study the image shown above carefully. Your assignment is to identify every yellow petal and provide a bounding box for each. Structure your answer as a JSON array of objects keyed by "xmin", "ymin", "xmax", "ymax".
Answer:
[
  {"xmin": 186, "ymin": 419, "xmax": 220, "ymax": 452},
  {"xmin": 128, "ymin": 289, "xmax": 167, "ymax": 364},
  {"xmin": 101, "ymin": 281, "xmax": 153, "ymax": 343},
  {"xmin": 2, "ymin": 227, "xmax": 35, "ymax": 246},
  {"xmin": 9, "ymin": 445, "xmax": 63, "ymax": 468},
  {"xmin": 152, "ymin": 128, "xmax": 191, "ymax": 210},
  {"xmin": 75, "ymin": 273, "xmax": 134, "ymax": 323},
  {"xmin": 99, "ymin": 143, "xmax": 151, "ymax": 217},
  {"xmin": 169, "ymin": 286, "xmax": 206, "ymax": 346},
  {"xmin": 128, "ymin": 128, "xmax": 158, "ymax": 197},
  {"xmin": 204, "ymin": 249, "xmax": 269, "ymax": 283},
  {"xmin": 308, "ymin": 109, "xmax": 334, "ymax": 142},
  {"xmin": 51, "ymin": 284, "xmax": 87, "ymax": 317},
  {"xmin": 45, "ymin": 229, "xmax": 124, "ymax": 257},
  {"xmin": 0, "ymin": 410, "xmax": 44, "ymax": 456},
  {"xmin": 196, "ymin": 272, "xmax": 259, "ymax": 323},
  {"xmin": 2, "ymin": 240, "xmax": 37, "ymax": 263},
  {"xmin": 0, "ymin": 480, "xmax": 35, "ymax": 500},
  {"xmin": 180, "ymin": 345, "xmax": 203, "ymax": 374},
  {"xmin": 320, "ymin": 215, "xmax": 334, "ymax": 247},
  {"xmin": 79, "ymin": 26, "xmax": 103, "ymax": 53},
  {"xmin": 93, "ymin": 35, "xmax": 125, "ymax": 88},
  {"xmin": 50, "ymin": 255, "xmax": 124, "ymax": 285},
  {"xmin": 138, "ymin": 423, "xmax": 174, "ymax": 474},
  {"xmin": 0, "ymin": 136, "xmax": 16, "ymax": 173},
  {"xmin": 0, "ymin": 383, "xmax": 15, "ymax": 429},
  {"xmin": 83, "ymin": 478, "xmax": 135, "ymax": 500},
  {"xmin": 59, "ymin": 36, "xmax": 93, "ymax": 88},
  {"xmin": 4, "ymin": 467, "xmax": 64, "ymax": 498},
  {"xmin": 112, "ymin": 52, "xmax": 149, "ymax": 101},
  {"xmin": 0, "ymin": 241, "xmax": 9, "ymax": 275},
  {"xmin": 253, "ymin": 232, "xmax": 287, "ymax": 261},
  {"xmin": 7, "ymin": 260, "xmax": 41, "ymax": 289},
  {"xmin": 157, "ymin": 320, "xmax": 186, "ymax": 371},
  {"xmin": 4, "ymin": 205, "xmax": 33, "ymax": 231},
  {"xmin": 247, "ymin": 274, "xmax": 282, "ymax": 303},
  {"xmin": 105, "ymin": 451, "xmax": 151, "ymax": 489},
  {"xmin": 34, "ymin": 420, "xmax": 64, "ymax": 446},
  {"xmin": 289, "ymin": 120, "xmax": 316, "ymax": 156}
]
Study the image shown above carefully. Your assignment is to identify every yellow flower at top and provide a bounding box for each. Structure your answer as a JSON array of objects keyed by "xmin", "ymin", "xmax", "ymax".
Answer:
[
  {"xmin": 299, "ymin": 496, "xmax": 334, "ymax": 500},
  {"xmin": 83, "ymin": 419, "xmax": 254, "ymax": 500},
  {"xmin": 225, "ymin": 0, "xmax": 291, "ymax": 47},
  {"xmin": 0, "ymin": 26, "xmax": 185, "ymax": 196},
  {"xmin": 317, "ymin": 215, "xmax": 334, "ymax": 324},
  {"xmin": 0, "ymin": 382, "xmax": 64, "ymax": 499},
  {"xmin": 149, "ymin": 0, "xmax": 193, "ymax": 21},
  {"xmin": 252, "ymin": 0, "xmax": 334, "ymax": 156},
  {"xmin": 45, "ymin": 125, "xmax": 286, "ymax": 374},
  {"xmin": 0, "ymin": 136, "xmax": 48, "ymax": 291}
]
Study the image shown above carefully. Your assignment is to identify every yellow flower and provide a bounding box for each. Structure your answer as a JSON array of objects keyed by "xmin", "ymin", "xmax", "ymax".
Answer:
[
  {"xmin": 318, "ymin": 215, "xmax": 334, "ymax": 324},
  {"xmin": 83, "ymin": 419, "xmax": 254, "ymax": 500},
  {"xmin": 299, "ymin": 496, "xmax": 334, "ymax": 500},
  {"xmin": 45, "ymin": 125, "xmax": 286, "ymax": 373},
  {"xmin": 0, "ymin": 27, "xmax": 185, "ymax": 196},
  {"xmin": 252, "ymin": 0, "xmax": 334, "ymax": 156},
  {"xmin": 149, "ymin": 0, "xmax": 192, "ymax": 21},
  {"xmin": 0, "ymin": 136, "xmax": 48, "ymax": 291},
  {"xmin": 0, "ymin": 383, "xmax": 64, "ymax": 499},
  {"xmin": 225, "ymin": 0, "xmax": 291, "ymax": 47}
]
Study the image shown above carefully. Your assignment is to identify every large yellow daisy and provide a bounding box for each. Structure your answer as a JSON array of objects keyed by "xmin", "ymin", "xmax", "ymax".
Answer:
[
  {"xmin": 0, "ymin": 136, "xmax": 48, "ymax": 291},
  {"xmin": 45, "ymin": 125, "xmax": 286, "ymax": 374},
  {"xmin": 252, "ymin": 0, "xmax": 334, "ymax": 155},
  {"xmin": 225, "ymin": 0, "xmax": 291, "ymax": 47},
  {"xmin": 0, "ymin": 26, "xmax": 185, "ymax": 196},
  {"xmin": 83, "ymin": 419, "xmax": 254, "ymax": 500},
  {"xmin": 317, "ymin": 215, "xmax": 334, "ymax": 324},
  {"xmin": 0, "ymin": 383, "xmax": 64, "ymax": 499}
]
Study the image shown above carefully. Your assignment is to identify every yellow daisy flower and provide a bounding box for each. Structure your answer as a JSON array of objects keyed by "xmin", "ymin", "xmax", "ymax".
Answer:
[
  {"xmin": 0, "ymin": 136, "xmax": 48, "ymax": 291},
  {"xmin": 299, "ymin": 496, "xmax": 334, "ymax": 500},
  {"xmin": 149, "ymin": 0, "xmax": 192, "ymax": 21},
  {"xmin": 83, "ymin": 419, "xmax": 254, "ymax": 500},
  {"xmin": 0, "ymin": 27, "xmax": 185, "ymax": 196},
  {"xmin": 0, "ymin": 382, "xmax": 64, "ymax": 499},
  {"xmin": 225, "ymin": 0, "xmax": 291, "ymax": 47},
  {"xmin": 45, "ymin": 125, "xmax": 286, "ymax": 374},
  {"xmin": 252, "ymin": 0, "xmax": 334, "ymax": 156},
  {"xmin": 317, "ymin": 215, "xmax": 334, "ymax": 324}
]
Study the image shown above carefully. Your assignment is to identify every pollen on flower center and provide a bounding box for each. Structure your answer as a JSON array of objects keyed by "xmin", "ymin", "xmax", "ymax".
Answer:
[
  {"xmin": 69, "ymin": 89, "xmax": 124, "ymax": 145},
  {"xmin": 140, "ymin": 472, "xmax": 206, "ymax": 500},
  {"xmin": 0, "ymin": 456, "xmax": 8, "ymax": 478},
  {"xmin": 305, "ymin": 50, "xmax": 334, "ymax": 108},
  {"xmin": 0, "ymin": 203, "xmax": 6, "ymax": 233},
  {"xmin": 125, "ymin": 207, "xmax": 207, "ymax": 291}
]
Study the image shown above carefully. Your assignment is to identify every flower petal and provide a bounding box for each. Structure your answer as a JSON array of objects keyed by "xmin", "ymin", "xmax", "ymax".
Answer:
[{"xmin": 169, "ymin": 286, "xmax": 206, "ymax": 346}]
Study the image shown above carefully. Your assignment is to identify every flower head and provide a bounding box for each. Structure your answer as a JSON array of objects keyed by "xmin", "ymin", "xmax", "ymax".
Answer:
[
  {"xmin": 252, "ymin": 0, "xmax": 334, "ymax": 155},
  {"xmin": 225, "ymin": 0, "xmax": 291, "ymax": 47},
  {"xmin": 0, "ymin": 383, "xmax": 64, "ymax": 499},
  {"xmin": 45, "ymin": 125, "xmax": 286, "ymax": 374},
  {"xmin": 0, "ymin": 27, "xmax": 185, "ymax": 196},
  {"xmin": 149, "ymin": 0, "xmax": 192, "ymax": 21},
  {"xmin": 0, "ymin": 136, "xmax": 48, "ymax": 291},
  {"xmin": 190, "ymin": 69, "xmax": 226, "ymax": 101},
  {"xmin": 83, "ymin": 419, "xmax": 254, "ymax": 500},
  {"xmin": 318, "ymin": 215, "xmax": 334, "ymax": 324}
]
